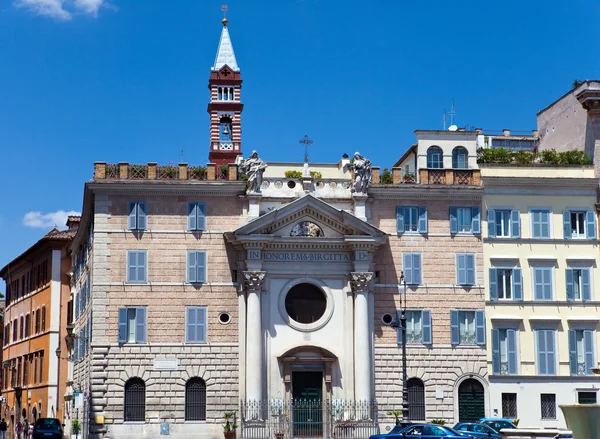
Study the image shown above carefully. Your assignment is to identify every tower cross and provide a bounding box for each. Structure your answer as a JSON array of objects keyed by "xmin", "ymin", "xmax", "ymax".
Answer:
[
  {"xmin": 221, "ymin": 4, "xmax": 228, "ymax": 18},
  {"xmin": 299, "ymin": 135, "xmax": 313, "ymax": 163}
]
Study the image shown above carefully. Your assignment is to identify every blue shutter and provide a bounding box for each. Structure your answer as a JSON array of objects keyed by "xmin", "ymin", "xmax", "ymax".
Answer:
[
  {"xmin": 128, "ymin": 202, "xmax": 137, "ymax": 230},
  {"xmin": 566, "ymin": 269, "xmax": 575, "ymax": 301},
  {"xmin": 512, "ymin": 269, "xmax": 522, "ymax": 300},
  {"xmin": 547, "ymin": 330, "xmax": 556, "ymax": 375},
  {"xmin": 563, "ymin": 210, "xmax": 571, "ymax": 239},
  {"xmin": 421, "ymin": 310, "xmax": 431, "ymax": 344},
  {"xmin": 475, "ymin": 311, "xmax": 485, "ymax": 345},
  {"xmin": 118, "ymin": 308, "xmax": 127, "ymax": 344},
  {"xmin": 541, "ymin": 211, "xmax": 550, "ymax": 238},
  {"xmin": 489, "ymin": 268, "xmax": 498, "ymax": 301},
  {"xmin": 197, "ymin": 251, "xmax": 207, "ymax": 283},
  {"xmin": 582, "ymin": 269, "xmax": 591, "ymax": 301},
  {"xmin": 584, "ymin": 330, "xmax": 594, "ymax": 375},
  {"xmin": 188, "ymin": 203, "xmax": 198, "ymax": 230},
  {"xmin": 472, "ymin": 207, "xmax": 481, "ymax": 235},
  {"xmin": 510, "ymin": 210, "xmax": 520, "ymax": 238},
  {"xmin": 412, "ymin": 254, "xmax": 422, "ymax": 285},
  {"xmin": 403, "ymin": 254, "xmax": 413, "ymax": 284},
  {"xmin": 396, "ymin": 206, "xmax": 404, "ymax": 233},
  {"xmin": 467, "ymin": 254, "xmax": 475, "ymax": 285},
  {"xmin": 534, "ymin": 268, "xmax": 543, "ymax": 300},
  {"xmin": 135, "ymin": 307, "xmax": 146, "ymax": 343},
  {"xmin": 450, "ymin": 310, "xmax": 459, "ymax": 345},
  {"xmin": 492, "ymin": 329, "xmax": 500, "ymax": 374},
  {"xmin": 197, "ymin": 203, "xmax": 207, "ymax": 231},
  {"xmin": 127, "ymin": 251, "xmax": 137, "ymax": 282},
  {"xmin": 537, "ymin": 330, "xmax": 547, "ymax": 374},
  {"xmin": 568, "ymin": 330, "xmax": 577, "ymax": 376},
  {"xmin": 197, "ymin": 307, "xmax": 207, "ymax": 343},
  {"xmin": 449, "ymin": 207, "xmax": 458, "ymax": 234},
  {"xmin": 456, "ymin": 254, "xmax": 466, "ymax": 285},
  {"xmin": 138, "ymin": 251, "xmax": 147, "ymax": 283},
  {"xmin": 532, "ymin": 211, "xmax": 541, "ymax": 238},
  {"xmin": 418, "ymin": 207, "xmax": 427, "ymax": 233},
  {"xmin": 187, "ymin": 251, "xmax": 197, "ymax": 283},
  {"xmin": 186, "ymin": 307, "xmax": 196, "ymax": 343},
  {"xmin": 137, "ymin": 203, "xmax": 147, "ymax": 230},
  {"xmin": 487, "ymin": 209, "xmax": 496, "ymax": 238},
  {"xmin": 507, "ymin": 329, "xmax": 518, "ymax": 375},
  {"xmin": 586, "ymin": 211, "xmax": 596, "ymax": 239}
]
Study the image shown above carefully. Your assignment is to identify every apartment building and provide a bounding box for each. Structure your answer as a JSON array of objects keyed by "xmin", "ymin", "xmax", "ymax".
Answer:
[
  {"xmin": 0, "ymin": 218, "xmax": 78, "ymax": 428},
  {"xmin": 481, "ymin": 164, "xmax": 599, "ymax": 428}
]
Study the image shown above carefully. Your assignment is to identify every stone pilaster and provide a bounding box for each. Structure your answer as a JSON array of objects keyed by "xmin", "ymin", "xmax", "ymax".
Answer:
[
  {"xmin": 351, "ymin": 272, "xmax": 374, "ymax": 402},
  {"xmin": 244, "ymin": 271, "xmax": 266, "ymax": 402}
]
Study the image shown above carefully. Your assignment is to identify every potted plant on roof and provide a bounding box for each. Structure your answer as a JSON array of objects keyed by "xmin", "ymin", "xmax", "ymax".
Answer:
[
  {"xmin": 402, "ymin": 172, "xmax": 416, "ymax": 183},
  {"xmin": 223, "ymin": 412, "xmax": 237, "ymax": 439}
]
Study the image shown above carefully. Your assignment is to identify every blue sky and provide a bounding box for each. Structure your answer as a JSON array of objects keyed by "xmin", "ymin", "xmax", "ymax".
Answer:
[{"xmin": 1, "ymin": 0, "xmax": 600, "ymax": 291}]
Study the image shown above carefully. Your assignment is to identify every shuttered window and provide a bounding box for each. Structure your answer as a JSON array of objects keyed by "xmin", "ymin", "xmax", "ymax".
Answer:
[
  {"xmin": 450, "ymin": 207, "xmax": 481, "ymax": 235},
  {"xmin": 118, "ymin": 307, "xmax": 146, "ymax": 344},
  {"xmin": 536, "ymin": 329, "xmax": 556, "ymax": 375},
  {"xmin": 403, "ymin": 253, "xmax": 422, "ymax": 285},
  {"xmin": 188, "ymin": 203, "xmax": 207, "ymax": 231},
  {"xmin": 127, "ymin": 250, "xmax": 147, "ymax": 283},
  {"xmin": 186, "ymin": 307, "xmax": 207, "ymax": 343},
  {"xmin": 128, "ymin": 202, "xmax": 147, "ymax": 231},
  {"xmin": 396, "ymin": 206, "xmax": 427, "ymax": 234},
  {"xmin": 456, "ymin": 254, "xmax": 475, "ymax": 285},
  {"xmin": 187, "ymin": 251, "xmax": 207, "ymax": 283}
]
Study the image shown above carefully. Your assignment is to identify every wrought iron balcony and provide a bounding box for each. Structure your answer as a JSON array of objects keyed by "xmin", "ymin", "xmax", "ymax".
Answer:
[{"xmin": 418, "ymin": 168, "xmax": 481, "ymax": 185}]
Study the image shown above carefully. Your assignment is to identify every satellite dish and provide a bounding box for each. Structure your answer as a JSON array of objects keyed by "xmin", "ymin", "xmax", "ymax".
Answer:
[{"xmin": 448, "ymin": 125, "xmax": 458, "ymax": 132}]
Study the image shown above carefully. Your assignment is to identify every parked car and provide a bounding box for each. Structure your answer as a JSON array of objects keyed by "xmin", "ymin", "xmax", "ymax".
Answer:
[
  {"xmin": 32, "ymin": 418, "xmax": 64, "ymax": 439},
  {"xmin": 478, "ymin": 418, "xmax": 517, "ymax": 431},
  {"xmin": 370, "ymin": 423, "xmax": 472, "ymax": 439},
  {"xmin": 454, "ymin": 423, "xmax": 501, "ymax": 439}
]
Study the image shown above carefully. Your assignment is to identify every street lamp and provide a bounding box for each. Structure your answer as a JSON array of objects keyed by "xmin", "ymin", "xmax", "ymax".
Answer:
[{"xmin": 390, "ymin": 272, "xmax": 409, "ymax": 422}]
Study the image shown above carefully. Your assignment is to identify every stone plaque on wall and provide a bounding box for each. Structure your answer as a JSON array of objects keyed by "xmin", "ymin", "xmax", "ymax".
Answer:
[{"xmin": 154, "ymin": 358, "xmax": 179, "ymax": 370}]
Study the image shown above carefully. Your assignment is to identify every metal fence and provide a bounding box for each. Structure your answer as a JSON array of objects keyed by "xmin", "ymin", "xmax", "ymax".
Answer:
[{"xmin": 241, "ymin": 400, "xmax": 379, "ymax": 439}]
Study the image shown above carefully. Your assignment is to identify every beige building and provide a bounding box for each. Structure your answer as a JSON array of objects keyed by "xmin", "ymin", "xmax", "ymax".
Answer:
[{"xmin": 482, "ymin": 164, "xmax": 599, "ymax": 428}]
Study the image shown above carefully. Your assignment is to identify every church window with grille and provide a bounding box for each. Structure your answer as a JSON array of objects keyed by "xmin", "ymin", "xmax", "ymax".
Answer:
[
  {"xmin": 124, "ymin": 378, "xmax": 146, "ymax": 422},
  {"xmin": 185, "ymin": 378, "xmax": 207, "ymax": 421}
]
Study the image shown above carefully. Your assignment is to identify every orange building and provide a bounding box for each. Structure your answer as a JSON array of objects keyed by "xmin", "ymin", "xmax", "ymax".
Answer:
[{"xmin": 0, "ymin": 218, "xmax": 78, "ymax": 428}]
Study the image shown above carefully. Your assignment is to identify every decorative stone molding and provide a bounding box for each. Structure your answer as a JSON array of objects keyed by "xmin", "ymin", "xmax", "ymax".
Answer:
[
  {"xmin": 244, "ymin": 271, "xmax": 266, "ymax": 293},
  {"xmin": 350, "ymin": 272, "xmax": 373, "ymax": 293}
]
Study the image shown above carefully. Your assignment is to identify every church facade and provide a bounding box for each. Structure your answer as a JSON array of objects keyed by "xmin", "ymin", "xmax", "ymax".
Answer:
[{"xmin": 68, "ymin": 17, "xmax": 488, "ymax": 439}]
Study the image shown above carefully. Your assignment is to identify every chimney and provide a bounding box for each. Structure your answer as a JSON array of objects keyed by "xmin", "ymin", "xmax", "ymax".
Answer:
[
  {"xmin": 532, "ymin": 129, "xmax": 539, "ymax": 137},
  {"xmin": 503, "ymin": 129, "xmax": 511, "ymax": 137},
  {"xmin": 475, "ymin": 128, "xmax": 483, "ymax": 134}
]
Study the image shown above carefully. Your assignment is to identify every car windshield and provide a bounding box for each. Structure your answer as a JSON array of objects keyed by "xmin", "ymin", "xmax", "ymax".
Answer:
[
  {"xmin": 389, "ymin": 425, "xmax": 405, "ymax": 434},
  {"xmin": 35, "ymin": 419, "xmax": 61, "ymax": 430}
]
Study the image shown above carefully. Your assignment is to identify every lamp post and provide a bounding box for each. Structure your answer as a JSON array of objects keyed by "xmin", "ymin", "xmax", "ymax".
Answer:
[{"xmin": 392, "ymin": 272, "xmax": 409, "ymax": 422}]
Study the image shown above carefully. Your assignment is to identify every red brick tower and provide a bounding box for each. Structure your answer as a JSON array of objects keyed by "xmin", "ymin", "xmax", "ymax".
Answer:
[{"xmin": 208, "ymin": 15, "xmax": 243, "ymax": 165}]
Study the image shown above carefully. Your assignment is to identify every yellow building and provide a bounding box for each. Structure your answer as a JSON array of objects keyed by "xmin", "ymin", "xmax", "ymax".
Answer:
[{"xmin": 482, "ymin": 164, "xmax": 599, "ymax": 428}]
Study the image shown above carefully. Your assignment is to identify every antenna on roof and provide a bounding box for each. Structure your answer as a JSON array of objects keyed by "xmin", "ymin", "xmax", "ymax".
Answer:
[
  {"xmin": 180, "ymin": 147, "xmax": 185, "ymax": 159},
  {"xmin": 449, "ymin": 100, "xmax": 456, "ymax": 126},
  {"xmin": 442, "ymin": 109, "xmax": 447, "ymax": 130}
]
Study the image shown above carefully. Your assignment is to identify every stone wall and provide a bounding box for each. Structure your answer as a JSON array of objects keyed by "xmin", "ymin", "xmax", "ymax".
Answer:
[{"xmin": 374, "ymin": 345, "xmax": 487, "ymax": 424}]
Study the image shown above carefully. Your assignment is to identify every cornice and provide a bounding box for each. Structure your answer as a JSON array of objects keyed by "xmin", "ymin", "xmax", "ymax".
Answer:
[
  {"xmin": 481, "ymin": 177, "xmax": 597, "ymax": 191},
  {"xmin": 369, "ymin": 185, "xmax": 482, "ymax": 201},
  {"xmin": 89, "ymin": 181, "xmax": 246, "ymax": 197}
]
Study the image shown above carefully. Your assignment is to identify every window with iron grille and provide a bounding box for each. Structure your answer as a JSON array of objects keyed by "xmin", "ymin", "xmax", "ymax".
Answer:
[
  {"xmin": 185, "ymin": 378, "xmax": 207, "ymax": 421},
  {"xmin": 124, "ymin": 378, "xmax": 146, "ymax": 422},
  {"xmin": 540, "ymin": 394, "xmax": 556, "ymax": 419},
  {"xmin": 501, "ymin": 393, "xmax": 517, "ymax": 419},
  {"xmin": 407, "ymin": 378, "xmax": 425, "ymax": 421}
]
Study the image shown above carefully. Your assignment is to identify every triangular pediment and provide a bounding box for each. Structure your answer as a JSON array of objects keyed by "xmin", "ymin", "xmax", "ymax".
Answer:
[{"xmin": 230, "ymin": 195, "xmax": 386, "ymax": 239}]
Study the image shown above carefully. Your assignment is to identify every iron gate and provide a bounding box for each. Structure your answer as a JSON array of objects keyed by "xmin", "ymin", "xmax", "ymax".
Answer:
[
  {"xmin": 241, "ymin": 400, "xmax": 379, "ymax": 439},
  {"xmin": 407, "ymin": 379, "xmax": 425, "ymax": 421}
]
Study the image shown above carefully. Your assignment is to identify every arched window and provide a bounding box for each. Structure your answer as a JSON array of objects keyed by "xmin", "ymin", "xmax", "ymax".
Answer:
[
  {"xmin": 124, "ymin": 378, "xmax": 145, "ymax": 422},
  {"xmin": 407, "ymin": 378, "xmax": 425, "ymax": 420},
  {"xmin": 229, "ymin": 87, "xmax": 234, "ymax": 100},
  {"xmin": 19, "ymin": 317, "xmax": 24, "ymax": 340},
  {"xmin": 219, "ymin": 117, "xmax": 232, "ymax": 141},
  {"xmin": 452, "ymin": 146, "xmax": 468, "ymax": 169},
  {"xmin": 217, "ymin": 87, "xmax": 222, "ymax": 100},
  {"xmin": 35, "ymin": 309, "xmax": 40, "ymax": 333},
  {"xmin": 427, "ymin": 146, "xmax": 443, "ymax": 169},
  {"xmin": 41, "ymin": 306, "xmax": 46, "ymax": 332},
  {"xmin": 185, "ymin": 377, "xmax": 207, "ymax": 421}
]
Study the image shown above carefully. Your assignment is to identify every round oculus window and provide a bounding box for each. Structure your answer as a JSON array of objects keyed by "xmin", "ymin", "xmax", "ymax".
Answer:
[{"xmin": 285, "ymin": 283, "xmax": 327, "ymax": 324}]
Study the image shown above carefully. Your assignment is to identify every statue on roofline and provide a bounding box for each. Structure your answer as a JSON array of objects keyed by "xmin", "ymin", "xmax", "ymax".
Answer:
[
  {"xmin": 239, "ymin": 150, "xmax": 267, "ymax": 194},
  {"xmin": 348, "ymin": 152, "xmax": 372, "ymax": 194}
]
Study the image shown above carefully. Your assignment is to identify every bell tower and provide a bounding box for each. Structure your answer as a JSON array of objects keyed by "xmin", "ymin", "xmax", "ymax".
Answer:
[{"xmin": 208, "ymin": 11, "xmax": 243, "ymax": 165}]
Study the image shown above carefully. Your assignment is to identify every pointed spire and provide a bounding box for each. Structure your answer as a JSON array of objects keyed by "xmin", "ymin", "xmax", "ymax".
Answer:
[{"xmin": 212, "ymin": 14, "xmax": 239, "ymax": 72}]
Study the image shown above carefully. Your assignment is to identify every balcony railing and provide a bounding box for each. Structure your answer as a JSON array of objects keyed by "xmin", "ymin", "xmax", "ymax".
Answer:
[
  {"xmin": 418, "ymin": 168, "xmax": 481, "ymax": 185},
  {"xmin": 94, "ymin": 162, "xmax": 241, "ymax": 182}
]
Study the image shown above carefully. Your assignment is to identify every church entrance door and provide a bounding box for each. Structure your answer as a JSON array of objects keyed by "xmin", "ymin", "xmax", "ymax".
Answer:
[{"xmin": 292, "ymin": 371, "xmax": 323, "ymax": 437}]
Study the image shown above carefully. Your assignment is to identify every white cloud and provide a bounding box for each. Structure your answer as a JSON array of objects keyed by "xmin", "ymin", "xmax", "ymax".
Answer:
[
  {"xmin": 23, "ymin": 210, "xmax": 80, "ymax": 229},
  {"xmin": 14, "ymin": 0, "xmax": 112, "ymax": 20}
]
